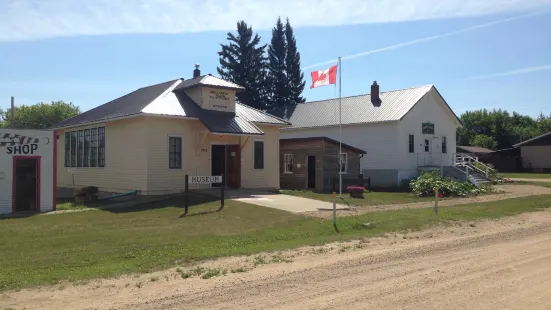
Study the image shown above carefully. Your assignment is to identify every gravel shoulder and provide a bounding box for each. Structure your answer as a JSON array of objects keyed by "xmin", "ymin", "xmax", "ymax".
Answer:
[
  {"xmin": 2, "ymin": 208, "xmax": 551, "ymax": 310},
  {"xmin": 303, "ymin": 184, "xmax": 551, "ymax": 218}
]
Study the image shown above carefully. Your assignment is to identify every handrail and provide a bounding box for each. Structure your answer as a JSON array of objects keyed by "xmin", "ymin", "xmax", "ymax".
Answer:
[{"xmin": 453, "ymin": 152, "xmax": 496, "ymax": 178}]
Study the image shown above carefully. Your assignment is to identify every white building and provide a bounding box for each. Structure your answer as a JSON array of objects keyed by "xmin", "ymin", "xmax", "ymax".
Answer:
[
  {"xmin": 0, "ymin": 129, "xmax": 56, "ymax": 214},
  {"xmin": 279, "ymin": 82, "xmax": 462, "ymax": 187}
]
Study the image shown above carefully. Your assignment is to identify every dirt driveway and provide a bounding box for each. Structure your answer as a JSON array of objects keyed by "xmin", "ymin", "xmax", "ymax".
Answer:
[
  {"xmin": 3, "ymin": 209, "xmax": 551, "ymax": 310},
  {"xmin": 304, "ymin": 184, "xmax": 551, "ymax": 218}
]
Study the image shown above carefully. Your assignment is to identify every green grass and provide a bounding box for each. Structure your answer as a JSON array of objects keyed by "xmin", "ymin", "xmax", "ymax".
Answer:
[
  {"xmin": 280, "ymin": 189, "xmax": 433, "ymax": 206},
  {"xmin": 501, "ymin": 173, "xmax": 551, "ymax": 179},
  {"xmin": 1, "ymin": 194, "xmax": 551, "ymax": 291}
]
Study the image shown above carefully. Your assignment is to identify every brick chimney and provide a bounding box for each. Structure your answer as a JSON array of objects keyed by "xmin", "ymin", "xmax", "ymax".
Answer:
[
  {"xmin": 193, "ymin": 64, "xmax": 201, "ymax": 78},
  {"xmin": 371, "ymin": 81, "xmax": 381, "ymax": 106}
]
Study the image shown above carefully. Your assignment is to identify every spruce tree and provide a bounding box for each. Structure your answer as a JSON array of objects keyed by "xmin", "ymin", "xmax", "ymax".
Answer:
[
  {"xmin": 267, "ymin": 17, "xmax": 289, "ymax": 110},
  {"xmin": 285, "ymin": 18, "xmax": 306, "ymax": 104},
  {"xmin": 217, "ymin": 21, "xmax": 269, "ymax": 110}
]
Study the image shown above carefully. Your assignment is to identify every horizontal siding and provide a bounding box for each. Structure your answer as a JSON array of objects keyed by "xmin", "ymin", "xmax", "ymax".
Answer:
[
  {"xmin": 56, "ymin": 118, "xmax": 147, "ymax": 193},
  {"xmin": 241, "ymin": 125, "xmax": 280, "ymax": 189},
  {"xmin": 280, "ymin": 122, "xmax": 398, "ymax": 170}
]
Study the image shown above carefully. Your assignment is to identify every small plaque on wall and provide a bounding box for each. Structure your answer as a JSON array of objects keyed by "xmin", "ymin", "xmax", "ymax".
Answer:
[{"xmin": 422, "ymin": 122, "xmax": 435, "ymax": 134}]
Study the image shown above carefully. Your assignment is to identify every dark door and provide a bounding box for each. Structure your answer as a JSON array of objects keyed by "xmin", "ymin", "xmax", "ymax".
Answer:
[
  {"xmin": 211, "ymin": 145, "xmax": 225, "ymax": 188},
  {"xmin": 226, "ymin": 145, "xmax": 241, "ymax": 188},
  {"xmin": 307, "ymin": 156, "xmax": 316, "ymax": 189},
  {"xmin": 13, "ymin": 157, "xmax": 40, "ymax": 212}
]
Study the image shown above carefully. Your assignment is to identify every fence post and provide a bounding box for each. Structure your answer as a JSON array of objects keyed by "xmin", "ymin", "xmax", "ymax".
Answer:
[
  {"xmin": 434, "ymin": 186, "xmax": 439, "ymax": 214},
  {"xmin": 219, "ymin": 173, "xmax": 225, "ymax": 210},
  {"xmin": 485, "ymin": 166, "xmax": 489, "ymax": 178},
  {"xmin": 184, "ymin": 174, "xmax": 189, "ymax": 215}
]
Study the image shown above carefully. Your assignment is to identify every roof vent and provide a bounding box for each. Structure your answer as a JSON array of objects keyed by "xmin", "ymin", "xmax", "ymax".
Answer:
[{"xmin": 193, "ymin": 64, "xmax": 201, "ymax": 78}]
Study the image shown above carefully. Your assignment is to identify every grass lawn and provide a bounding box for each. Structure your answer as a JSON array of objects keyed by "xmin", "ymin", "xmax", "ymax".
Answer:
[
  {"xmin": 501, "ymin": 173, "xmax": 551, "ymax": 179},
  {"xmin": 1, "ymin": 194, "xmax": 551, "ymax": 291},
  {"xmin": 281, "ymin": 189, "xmax": 433, "ymax": 206}
]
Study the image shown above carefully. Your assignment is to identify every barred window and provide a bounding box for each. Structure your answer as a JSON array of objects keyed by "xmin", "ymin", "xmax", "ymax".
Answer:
[{"xmin": 63, "ymin": 126, "xmax": 105, "ymax": 168}]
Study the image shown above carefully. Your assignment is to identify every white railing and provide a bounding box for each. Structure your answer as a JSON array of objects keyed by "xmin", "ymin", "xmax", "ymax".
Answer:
[{"xmin": 453, "ymin": 153, "xmax": 496, "ymax": 179}]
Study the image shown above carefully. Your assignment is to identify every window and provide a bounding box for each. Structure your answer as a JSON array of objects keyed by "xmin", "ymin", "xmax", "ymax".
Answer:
[
  {"xmin": 90, "ymin": 128, "xmax": 98, "ymax": 167},
  {"xmin": 98, "ymin": 127, "xmax": 105, "ymax": 167},
  {"xmin": 169, "ymin": 137, "xmax": 182, "ymax": 169},
  {"xmin": 84, "ymin": 129, "xmax": 90, "ymax": 167},
  {"xmin": 77, "ymin": 130, "xmax": 84, "ymax": 167},
  {"xmin": 339, "ymin": 153, "xmax": 348, "ymax": 173},
  {"xmin": 284, "ymin": 154, "xmax": 293, "ymax": 173},
  {"xmin": 63, "ymin": 126, "xmax": 105, "ymax": 168},
  {"xmin": 408, "ymin": 135, "xmax": 414, "ymax": 153},
  {"xmin": 70, "ymin": 131, "xmax": 77, "ymax": 167},
  {"xmin": 254, "ymin": 141, "xmax": 264, "ymax": 169},
  {"xmin": 64, "ymin": 133, "xmax": 70, "ymax": 167},
  {"xmin": 424, "ymin": 139, "xmax": 430, "ymax": 152},
  {"xmin": 442, "ymin": 136, "xmax": 447, "ymax": 154}
]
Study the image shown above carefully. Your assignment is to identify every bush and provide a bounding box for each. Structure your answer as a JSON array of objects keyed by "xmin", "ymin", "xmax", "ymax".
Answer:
[{"xmin": 409, "ymin": 170, "xmax": 492, "ymax": 197}]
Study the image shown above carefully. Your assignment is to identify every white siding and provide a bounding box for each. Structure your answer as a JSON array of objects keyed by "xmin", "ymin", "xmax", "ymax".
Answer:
[
  {"xmin": 0, "ymin": 129, "xmax": 55, "ymax": 214},
  {"xmin": 397, "ymin": 88, "xmax": 458, "ymax": 173},
  {"xmin": 280, "ymin": 122, "xmax": 399, "ymax": 170}
]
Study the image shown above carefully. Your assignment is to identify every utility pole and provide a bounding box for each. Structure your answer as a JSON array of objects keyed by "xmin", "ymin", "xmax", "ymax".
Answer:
[{"xmin": 10, "ymin": 96, "xmax": 15, "ymax": 128}]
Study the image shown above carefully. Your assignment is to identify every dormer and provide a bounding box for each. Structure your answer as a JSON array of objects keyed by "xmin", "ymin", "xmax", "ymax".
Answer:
[{"xmin": 174, "ymin": 65, "xmax": 245, "ymax": 113}]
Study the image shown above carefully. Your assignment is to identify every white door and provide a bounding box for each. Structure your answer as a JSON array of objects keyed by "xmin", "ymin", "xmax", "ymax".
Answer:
[{"xmin": 424, "ymin": 138, "xmax": 432, "ymax": 166}]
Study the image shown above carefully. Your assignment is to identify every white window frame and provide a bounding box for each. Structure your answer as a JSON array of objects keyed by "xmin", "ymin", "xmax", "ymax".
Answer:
[
  {"xmin": 64, "ymin": 125, "xmax": 106, "ymax": 168},
  {"xmin": 284, "ymin": 154, "xmax": 293, "ymax": 173},
  {"xmin": 168, "ymin": 134, "xmax": 184, "ymax": 169},
  {"xmin": 253, "ymin": 139, "xmax": 264, "ymax": 170},
  {"xmin": 408, "ymin": 134, "xmax": 415, "ymax": 153},
  {"xmin": 441, "ymin": 136, "xmax": 447, "ymax": 154},
  {"xmin": 339, "ymin": 152, "xmax": 348, "ymax": 174}
]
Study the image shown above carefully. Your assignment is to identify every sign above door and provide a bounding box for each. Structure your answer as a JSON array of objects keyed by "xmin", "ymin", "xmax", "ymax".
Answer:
[{"xmin": 422, "ymin": 122, "xmax": 435, "ymax": 134}]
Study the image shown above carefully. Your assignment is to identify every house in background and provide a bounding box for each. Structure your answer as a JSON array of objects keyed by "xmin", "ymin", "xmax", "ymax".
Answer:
[
  {"xmin": 53, "ymin": 66, "xmax": 289, "ymax": 195},
  {"xmin": 513, "ymin": 131, "xmax": 551, "ymax": 172},
  {"xmin": 280, "ymin": 137, "xmax": 366, "ymax": 192},
  {"xmin": 277, "ymin": 82, "xmax": 462, "ymax": 188},
  {"xmin": 456, "ymin": 145, "xmax": 493, "ymax": 157}
]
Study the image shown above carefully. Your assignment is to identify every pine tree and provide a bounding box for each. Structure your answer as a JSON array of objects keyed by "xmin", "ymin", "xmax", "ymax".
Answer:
[
  {"xmin": 217, "ymin": 21, "xmax": 269, "ymax": 110},
  {"xmin": 285, "ymin": 18, "xmax": 306, "ymax": 105},
  {"xmin": 267, "ymin": 17, "xmax": 289, "ymax": 110}
]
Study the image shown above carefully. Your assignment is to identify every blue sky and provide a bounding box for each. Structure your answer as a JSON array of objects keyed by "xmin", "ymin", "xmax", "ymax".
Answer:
[{"xmin": 1, "ymin": 0, "xmax": 551, "ymax": 118}]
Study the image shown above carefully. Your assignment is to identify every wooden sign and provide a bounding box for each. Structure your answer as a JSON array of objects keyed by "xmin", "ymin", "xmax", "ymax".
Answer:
[
  {"xmin": 190, "ymin": 175, "xmax": 222, "ymax": 183},
  {"xmin": 422, "ymin": 122, "xmax": 435, "ymax": 134}
]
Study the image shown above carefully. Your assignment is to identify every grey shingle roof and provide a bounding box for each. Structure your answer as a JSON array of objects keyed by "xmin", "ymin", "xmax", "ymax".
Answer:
[
  {"xmin": 277, "ymin": 85, "xmax": 436, "ymax": 129},
  {"xmin": 456, "ymin": 145, "xmax": 494, "ymax": 154},
  {"xmin": 280, "ymin": 137, "xmax": 366, "ymax": 154},
  {"xmin": 175, "ymin": 75, "xmax": 245, "ymax": 91},
  {"xmin": 54, "ymin": 77, "xmax": 288, "ymax": 136}
]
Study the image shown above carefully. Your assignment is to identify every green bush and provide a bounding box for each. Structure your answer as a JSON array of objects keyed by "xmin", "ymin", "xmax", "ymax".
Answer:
[
  {"xmin": 472, "ymin": 161, "xmax": 498, "ymax": 180},
  {"xmin": 409, "ymin": 170, "xmax": 492, "ymax": 197}
]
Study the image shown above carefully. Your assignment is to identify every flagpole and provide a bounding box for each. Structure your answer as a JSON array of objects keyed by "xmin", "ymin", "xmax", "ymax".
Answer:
[{"xmin": 338, "ymin": 56, "xmax": 342, "ymax": 197}]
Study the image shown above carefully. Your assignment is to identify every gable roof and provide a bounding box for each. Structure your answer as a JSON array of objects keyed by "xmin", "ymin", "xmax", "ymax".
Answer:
[
  {"xmin": 276, "ymin": 85, "xmax": 460, "ymax": 130},
  {"xmin": 456, "ymin": 145, "xmax": 494, "ymax": 154},
  {"xmin": 54, "ymin": 77, "xmax": 289, "ymax": 135},
  {"xmin": 514, "ymin": 131, "xmax": 551, "ymax": 147},
  {"xmin": 174, "ymin": 74, "xmax": 245, "ymax": 91},
  {"xmin": 280, "ymin": 137, "xmax": 366, "ymax": 154}
]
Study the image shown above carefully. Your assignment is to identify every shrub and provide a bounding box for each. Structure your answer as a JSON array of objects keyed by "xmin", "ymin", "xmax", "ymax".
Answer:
[
  {"xmin": 472, "ymin": 161, "xmax": 498, "ymax": 180},
  {"xmin": 409, "ymin": 170, "xmax": 492, "ymax": 197}
]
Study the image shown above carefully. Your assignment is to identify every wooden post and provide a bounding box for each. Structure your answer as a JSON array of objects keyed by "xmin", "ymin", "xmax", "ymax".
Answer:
[
  {"xmin": 219, "ymin": 173, "xmax": 225, "ymax": 210},
  {"xmin": 434, "ymin": 186, "xmax": 439, "ymax": 214},
  {"xmin": 332, "ymin": 192, "xmax": 338, "ymax": 232},
  {"xmin": 184, "ymin": 174, "xmax": 189, "ymax": 215}
]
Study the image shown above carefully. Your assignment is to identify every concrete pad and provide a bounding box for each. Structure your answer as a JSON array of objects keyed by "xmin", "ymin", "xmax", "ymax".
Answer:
[{"xmin": 232, "ymin": 194, "xmax": 336, "ymax": 213}]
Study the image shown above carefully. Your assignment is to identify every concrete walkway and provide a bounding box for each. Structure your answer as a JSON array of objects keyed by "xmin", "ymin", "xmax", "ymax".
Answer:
[{"xmin": 197, "ymin": 189, "xmax": 347, "ymax": 213}]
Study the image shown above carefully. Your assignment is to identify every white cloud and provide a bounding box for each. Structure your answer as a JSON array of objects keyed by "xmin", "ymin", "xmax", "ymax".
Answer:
[
  {"xmin": 467, "ymin": 65, "xmax": 551, "ymax": 80},
  {"xmin": 1, "ymin": 0, "xmax": 551, "ymax": 42}
]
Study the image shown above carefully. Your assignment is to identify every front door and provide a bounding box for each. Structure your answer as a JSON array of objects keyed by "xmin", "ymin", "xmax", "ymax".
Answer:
[
  {"xmin": 424, "ymin": 139, "xmax": 432, "ymax": 166},
  {"xmin": 225, "ymin": 145, "xmax": 241, "ymax": 188},
  {"xmin": 307, "ymin": 156, "xmax": 316, "ymax": 189},
  {"xmin": 211, "ymin": 145, "xmax": 226, "ymax": 188},
  {"xmin": 13, "ymin": 157, "xmax": 40, "ymax": 213}
]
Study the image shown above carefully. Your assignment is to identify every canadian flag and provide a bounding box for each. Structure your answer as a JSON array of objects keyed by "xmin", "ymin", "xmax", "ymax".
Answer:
[{"xmin": 310, "ymin": 64, "xmax": 338, "ymax": 89}]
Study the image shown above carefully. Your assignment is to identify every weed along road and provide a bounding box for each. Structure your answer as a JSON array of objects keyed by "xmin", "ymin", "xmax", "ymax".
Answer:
[{"xmin": 4, "ymin": 209, "xmax": 551, "ymax": 310}]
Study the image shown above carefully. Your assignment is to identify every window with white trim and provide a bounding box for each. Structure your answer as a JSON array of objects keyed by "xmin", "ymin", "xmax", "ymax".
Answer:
[
  {"xmin": 442, "ymin": 136, "xmax": 447, "ymax": 154},
  {"xmin": 169, "ymin": 136, "xmax": 182, "ymax": 169},
  {"xmin": 254, "ymin": 140, "xmax": 264, "ymax": 169},
  {"xmin": 284, "ymin": 154, "xmax": 293, "ymax": 173},
  {"xmin": 64, "ymin": 126, "xmax": 105, "ymax": 168},
  {"xmin": 408, "ymin": 134, "xmax": 414, "ymax": 153},
  {"xmin": 339, "ymin": 153, "xmax": 348, "ymax": 173}
]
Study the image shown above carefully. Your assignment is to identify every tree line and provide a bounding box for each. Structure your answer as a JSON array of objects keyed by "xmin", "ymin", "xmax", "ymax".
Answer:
[
  {"xmin": 217, "ymin": 18, "xmax": 305, "ymax": 111},
  {"xmin": 457, "ymin": 109, "xmax": 551, "ymax": 150}
]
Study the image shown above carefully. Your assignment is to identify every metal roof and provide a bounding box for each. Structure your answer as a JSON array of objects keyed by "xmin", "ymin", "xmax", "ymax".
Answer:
[
  {"xmin": 175, "ymin": 75, "xmax": 245, "ymax": 91},
  {"xmin": 280, "ymin": 136, "xmax": 366, "ymax": 154},
  {"xmin": 456, "ymin": 145, "xmax": 494, "ymax": 154},
  {"xmin": 514, "ymin": 131, "xmax": 551, "ymax": 147},
  {"xmin": 278, "ymin": 85, "xmax": 434, "ymax": 129},
  {"xmin": 53, "ymin": 78, "xmax": 286, "ymax": 135}
]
